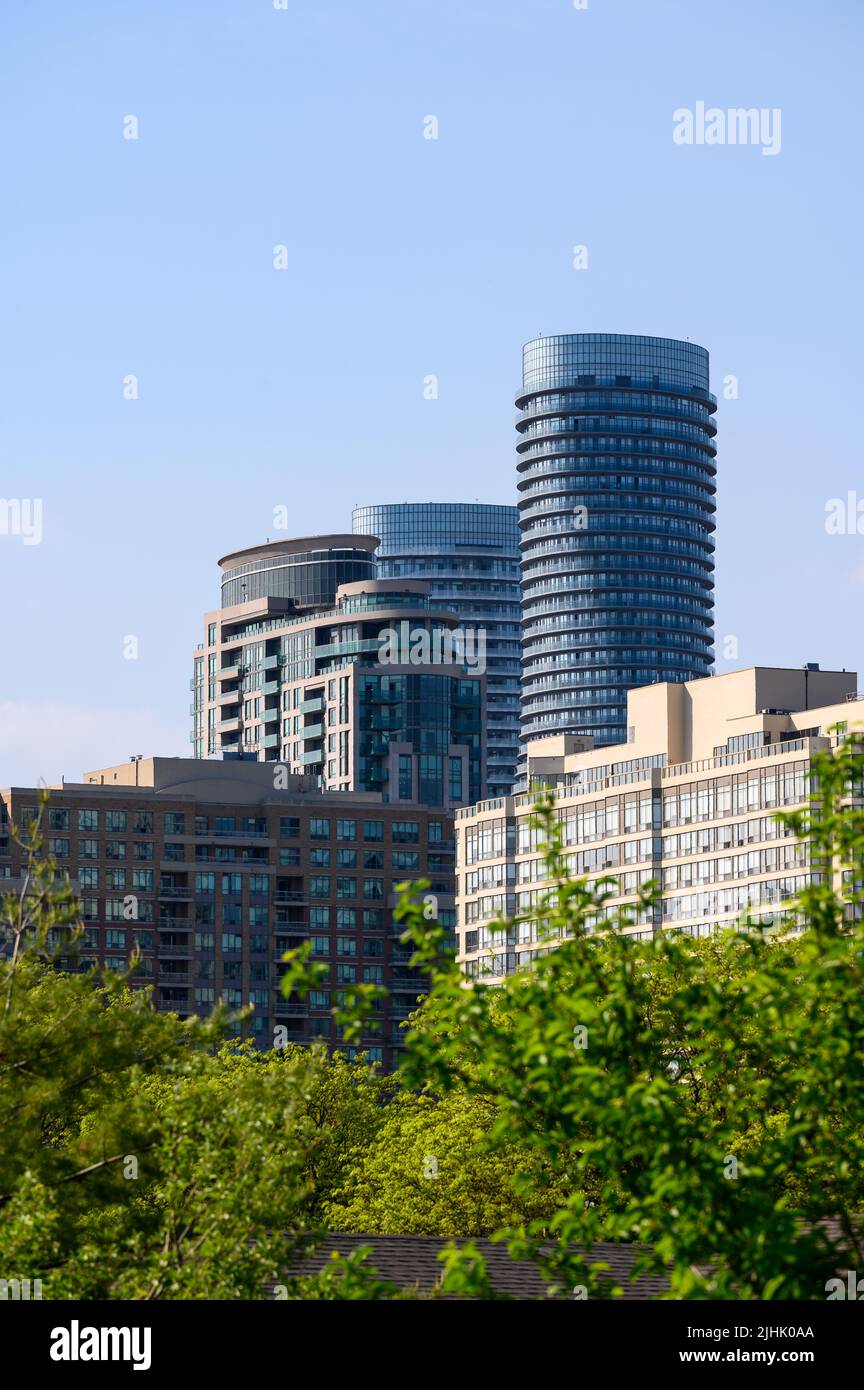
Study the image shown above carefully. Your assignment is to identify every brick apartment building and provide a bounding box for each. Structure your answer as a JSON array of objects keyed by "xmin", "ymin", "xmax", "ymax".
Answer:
[{"xmin": 1, "ymin": 757, "xmax": 455, "ymax": 1070}]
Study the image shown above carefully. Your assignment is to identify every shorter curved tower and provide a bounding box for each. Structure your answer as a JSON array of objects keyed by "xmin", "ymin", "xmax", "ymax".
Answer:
[
  {"xmin": 218, "ymin": 535, "xmax": 377, "ymax": 609},
  {"xmin": 353, "ymin": 503, "xmax": 522, "ymax": 795}
]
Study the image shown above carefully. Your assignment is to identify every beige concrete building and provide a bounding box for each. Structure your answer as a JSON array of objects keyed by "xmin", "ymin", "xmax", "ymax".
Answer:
[{"xmin": 455, "ymin": 666, "xmax": 864, "ymax": 978}]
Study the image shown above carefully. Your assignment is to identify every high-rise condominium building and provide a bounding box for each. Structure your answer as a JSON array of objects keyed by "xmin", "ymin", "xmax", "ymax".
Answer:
[
  {"xmin": 455, "ymin": 666, "xmax": 864, "ymax": 979},
  {"xmin": 516, "ymin": 333, "xmax": 717, "ymax": 761},
  {"xmin": 1, "ymin": 758, "xmax": 455, "ymax": 1071},
  {"xmin": 352, "ymin": 503, "xmax": 522, "ymax": 797},
  {"xmin": 192, "ymin": 535, "xmax": 485, "ymax": 811}
]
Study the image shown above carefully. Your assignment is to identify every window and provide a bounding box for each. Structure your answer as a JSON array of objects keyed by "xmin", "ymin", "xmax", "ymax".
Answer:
[
  {"xmin": 106, "ymin": 840, "xmax": 126, "ymax": 860},
  {"xmin": 363, "ymin": 909, "xmax": 383, "ymax": 929},
  {"xmin": 336, "ymin": 819, "xmax": 357, "ymax": 842},
  {"xmin": 164, "ymin": 812, "xmax": 185, "ymax": 834},
  {"xmin": 106, "ymin": 811, "xmax": 126, "ymax": 832},
  {"xmin": 309, "ymin": 990, "xmax": 330, "ymax": 1009},
  {"xmin": 78, "ymin": 839, "xmax": 98, "ymax": 859},
  {"xmin": 364, "ymin": 850, "xmax": 384, "ymax": 870},
  {"xmin": 362, "ymin": 938, "xmax": 384, "ymax": 957},
  {"xmin": 215, "ymin": 816, "xmax": 236, "ymax": 835},
  {"xmin": 79, "ymin": 867, "xmax": 99, "ymax": 889},
  {"xmin": 279, "ymin": 846, "xmax": 300, "ymax": 866},
  {"xmin": 363, "ymin": 965, "xmax": 384, "ymax": 984},
  {"xmin": 221, "ymin": 873, "xmax": 242, "ymax": 895},
  {"xmin": 48, "ymin": 838, "xmax": 69, "ymax": 857},
  {"xmin": 392, "ymin": 821, "xmax": 420, "ymax": 844},
  {"xmin": 195, "ymin": 872, "xmax": 216, "ymax": 893},
  {"xmin": 78, "ymin": 809, "xmax": 99, "ymax": 832},
  {"xmin": 398, "ymin": 755, "xmax": 413, "ymax": 800},
  {"xmin": 393, "ymin": 851, "xmax": 420, "ymax": 871},
  {"xmin": 449, "ymin": 756, "xmax": 463, "ymax": 803},
  {"xmin": 310, "ymin": 818, "xmax": 330, "ymax": 840},
  {"xmin": 309, "ymin": 907, "xmax": 330, "ymax": 929},
  {"xmin": 222, "ymin": 933, "xmax": 242, "ymax": 952},
  {"xmin": 336, "ymin": 877, "xmax": 357, "ymax": 899},
  {"xmin": 427, "ymin": 822, "xmax": 443, "ymax": 843},
  {"xmin": 363, "ymin": 820, "xmax": 384, "ymax": 841},
  {"xmin": 336, "ymin": 937, "xmax": 357, "ymax": 956},
  {"xmin": 309, "ymin": 876, "xmax": 330, "ymax": 897},
  {"xmin": 310, "ymin": 936, "xmax": 330, "ymax": 956},
  {"xmin": 280, "ymin": 816, "xmax": 300, "ymax": 839},
  {"xmin": 133, "ymin": 811, "xmax": 153, "ymax": 834},
  {"xmin": 47, "ymin": 808, "xmax": 69, "ymax": 831},
  {"xmin": 310, "ymin": 848, "xmax": 330, "ymax": 867},
  {"xmin": 363, "ymin": 878, "xmax": 384, "ymax": 900},
  {"xmin": 106, "ymin": 929, "xmax": 127, "ymax": 949},
  {"xmin": 336, "ymin": 963, "xmax": 357, "ymax": 984},
  {"xmin": 336, "ymin": 906, "xmax": 356, "ymax": 929},
  {"xmin": 336, "ymin": 848, "xmax": 357, "ymax": 868}
]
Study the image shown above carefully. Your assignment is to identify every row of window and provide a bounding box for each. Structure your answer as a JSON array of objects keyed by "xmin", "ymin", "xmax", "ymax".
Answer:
[
  {"xmin": 14, "ymin": 842, "xmax": 441, "ymax": 872},
  {"xmin": 13, "ymin": 808, "xmax": 445, "ymax": 845}
]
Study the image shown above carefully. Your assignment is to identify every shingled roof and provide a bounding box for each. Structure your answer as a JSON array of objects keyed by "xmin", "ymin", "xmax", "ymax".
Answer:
[{"xmin": 287, "ymin": 1233, "xmax": 670, "ymax": 1300}]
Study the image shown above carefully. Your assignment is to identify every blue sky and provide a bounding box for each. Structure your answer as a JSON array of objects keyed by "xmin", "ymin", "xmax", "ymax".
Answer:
[{"xmin": 1, "ymin": 0, "xmax": 862, "ymax": 785}]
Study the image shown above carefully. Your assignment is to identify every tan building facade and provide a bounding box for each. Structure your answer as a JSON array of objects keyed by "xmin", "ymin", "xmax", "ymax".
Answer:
[{"xmin": 455, "ymin": 666, "xmax": 864, "ymax": 979}]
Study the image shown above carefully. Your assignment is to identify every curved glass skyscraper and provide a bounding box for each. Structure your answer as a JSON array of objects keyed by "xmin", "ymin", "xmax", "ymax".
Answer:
[
  {"xmin": 516, "ymin": 334, "xmax": 716, "ymax": 754},
  {"xmin": 352, "ymin": 503, "xmax": 522, "ymax": 795}
]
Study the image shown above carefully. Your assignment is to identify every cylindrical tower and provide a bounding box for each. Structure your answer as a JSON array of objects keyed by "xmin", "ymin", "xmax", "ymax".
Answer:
[
  {"xmin": 516, "ymin": 333, "xmax": 716, "ymax": 755},
  {"xmin": 353, "ymin": 502, "xmax": 522, "ymax": 796},
  {"xmin": 218, "ymin": 535, "xmax": 378, "ymax": 609}
]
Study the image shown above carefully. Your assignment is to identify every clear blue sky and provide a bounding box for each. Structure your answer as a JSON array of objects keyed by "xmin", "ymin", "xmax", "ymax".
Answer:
[{"xmin": 1, "ymin": 0, "xmax": 862, "ymax": 785}]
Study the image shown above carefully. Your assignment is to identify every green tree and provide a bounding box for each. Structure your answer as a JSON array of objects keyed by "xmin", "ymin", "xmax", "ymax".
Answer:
[{"xmin": 325, "ymin": 1090, "xmax": 566, "ymax": 1236}]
